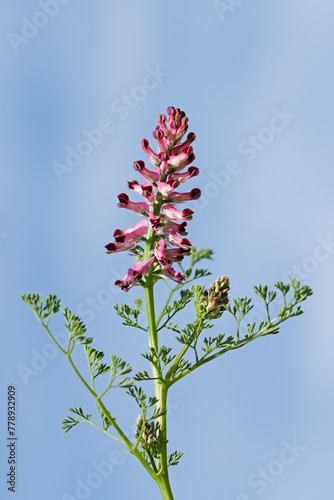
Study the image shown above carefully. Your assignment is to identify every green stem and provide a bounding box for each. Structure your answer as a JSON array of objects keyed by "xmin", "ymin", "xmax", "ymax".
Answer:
[
  {"xmin": 40, "ymin": 321, "xmax": 67, "ymax": 355},
  {"xmin": 156, "ymin": 286, "xmax": 177, "ymax": 327},
  {"xmin": 155, "ymin": 384, "xmax": 174, "ymax": 499},
  {"xmin": 85, "ymin": 420, "xmax": 125, "ymax": 444},
  {"xmin": 143, "ymin": 226, "xmax": 174, "ymax": 499},
  {"xmin": 168, "ymin": 311, "xmax": 294, "ymax": 387},
  {"xmin": 65, "ymin": 353, "xmax": 157, "ymax": 481}
]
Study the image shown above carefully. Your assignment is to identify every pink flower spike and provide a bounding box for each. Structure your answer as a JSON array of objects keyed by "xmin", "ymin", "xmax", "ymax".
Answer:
[
  {"xmin": 133, "ymin": 161, "xmax": 159, "ymax": 183},
  {"xmin": 161, "ymin": 204, "xmax": 194, "ymax": 221},
  {"xmin": 168, "ymin": 167, "xmax": 199, "ymax": 184},
  {"xmin": 113, "ymin": 220, "xmax": 149, "ymax": 243},
  {"xmin": 128, "ymin": 181, "xmax": 155, "ymax": 202},
  {"xmin": 117, "ymin": 193, "xmax": 149, "ymax": 215},
  {"xmin": 115, "ymin": 256, "xmax": 155, "ymax": 292},
  {"xmin": 157, "ymin": 181, "xmax": 180, "ymax": 197},
  {"xmin": 167, "ymin": 188, "xmax": 201, "ymax": 204},
  {"xmin": 141, "ymin": 139, "xmax": 160, "ymax": 167}
]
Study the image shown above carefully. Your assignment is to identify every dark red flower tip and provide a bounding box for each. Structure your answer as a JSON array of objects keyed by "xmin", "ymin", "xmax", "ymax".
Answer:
[
  {"xmin": 133, "ymin": 160, "xmax": 145, "ymax": 171},
  {"xmin": 180, "ymin": 238, "xmax": 192, "ymax": 249},
  {"xmin": 188, "ymin": 166, "xmax": 199, "ymax": 176},
  {"xmin": 190, "ymin": 188, "xmax": 201, "ymax": 199},
  {"xmin": 113, "ymin": 229, "xmax": 125, "ymax": 243},
  {"xmin": 167, "ymin": 106, "xmax": 176, "ymax": 117},
  {"xmin": 158, "ymin": 151, "xmax": 170, "ymax": 161},
  {"xmin": 117, "ymin": 193, "xmax": 129, "ymax": 205},
  {"xmin": 183, "ymin": 209, "xmax": 194, "ymax": 219},
  {"xmin": 153, "ymin": 127, "xmax": 164, "ymax": 140},
  {"xmin": 105, "ymin": 243, "xmax": 116, "ymax": 251}
]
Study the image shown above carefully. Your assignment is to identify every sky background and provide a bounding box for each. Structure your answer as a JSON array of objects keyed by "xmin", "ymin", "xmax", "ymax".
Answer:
[{"xmin": 1, "ymin": 1, "xmax": 334, "ymax": 499}]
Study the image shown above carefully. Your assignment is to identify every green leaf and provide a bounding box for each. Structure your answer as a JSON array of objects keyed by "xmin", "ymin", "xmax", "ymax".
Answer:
[
  {"xmin": 85, "ymin": 346, "xmax": 110, "ymax": 378},
  {"xmin": 167, "ymin": 450, "xmax": 184, "ymax": 467},
  {"xmin": 63, "ymin": 308, "xmax": 92, "ymax": 345},
  {"xmin": 62, "ymin": 406, "xmax": 92, "ymax": 434}
]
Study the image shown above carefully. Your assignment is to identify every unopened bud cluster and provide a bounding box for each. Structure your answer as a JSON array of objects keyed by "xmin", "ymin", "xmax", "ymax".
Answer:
[
  {"xmin": 201, "ymin": 276, "xmax": 230, "ymax": 318},
  {"xmin": 135, "ymin": 415, "xmax": 155, "ymax": 446}
]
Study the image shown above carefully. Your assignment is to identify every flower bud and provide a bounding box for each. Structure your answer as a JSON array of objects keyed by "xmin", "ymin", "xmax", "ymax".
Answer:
[
  {"xmin": 134, "ymin": 415, "xmax": 156, "ymax": 446},
  {"xmin": 201, "ymin": 276, "xmax": 230, "ymax": 318}
]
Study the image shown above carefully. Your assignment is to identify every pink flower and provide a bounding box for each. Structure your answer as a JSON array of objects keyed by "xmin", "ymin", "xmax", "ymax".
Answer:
[
  {"xmin": 168, "ymin": 167, "xmax": 199, "ymax": 184},
  {"xmin": 167, "ymin": 152, "xmax": 196, "ymax": 173},
  {"xmin": 141, "ymin": 139, "xmax": 160, "ymax": 167},
  {"xmin": 154, "ymin": 239, "xmax": 185, "ymax": 283},
  {"xmin": 149, "ymin": 211, "xmax": 161, "ymax": 230},
  {"xmin": 133, "ymin": 161, "xmax": 159, "ymax": 184},
  {"xmin": 166, "ymin": 188, "xmax": 201, "ymax": 204},
  {"xmin": 128, "ymin": 181, "xmax": 155, "ymax": 202},
  {"xmin": 157, "ymin": 114, "xmax": 169, "ymax": 137},
  {"xmin": 167, "ymin": 107, "xmax": 188, "ymax": 142},
  {"xmin": 157, "ymin": 181, "xmax": 180, "ymax": 197},
  {"xmin": 165, "ymin": 247, "xmax": 191, "ymax": 262},
  {"xmin": 161, "ymin": 264, "xmax": 186, "ymax": 283},
  {"xmin": 163, "ymin": 218, "xmax": 188, "ymax": 235},
  {"xmin": 170, "ymin": 132, "xmax": 196, "ymax": 155},
  {"xmin": 105, "ymin": 241, "xmax": 137, "ymax": 254},
  {"xmin": 161, "ymin": 204, "xmax": 194, "ymax": 221},
  {"xmin": 158, "ymin": 152, "xmax": 170, "ymax": 173},
  {"xmin": 115, "ymin": 257, "xmax": 155, "ymax": 291},
  {"xmin": 155, "ymin": 238, "xmax": 168, "ymax": 265},
  {"xmin": 152, "ymin": 127, "xmax": 167, "ymax": 152},
  {"xmin": 117, "ymin": 193, "xmax": 149, "ymax": 215},
  {"xmin": 168, "ymin": 146, "xmax": 194, "ymax": 167},
  {"xmin": 113, "ymin": 220, "xmax": 149, "ymax": 243},
  {"xmin": 163, "ymin": 227, "xmax": 192, "ymax": 250}
]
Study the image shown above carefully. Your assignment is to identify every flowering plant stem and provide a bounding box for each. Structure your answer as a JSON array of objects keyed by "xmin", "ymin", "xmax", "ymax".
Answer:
[
  {"xmin": 144, "ymin": 232, "xmax": 174, "ymax": 498},
  {"xmin": 21, "ymin": 107, "xmax": 313, "ymax": 500}
]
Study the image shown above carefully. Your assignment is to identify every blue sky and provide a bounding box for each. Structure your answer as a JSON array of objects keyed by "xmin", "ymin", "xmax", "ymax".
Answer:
[{"xmin": 1, "ymin": 1, "xmax": 334, "ymax": 499}]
